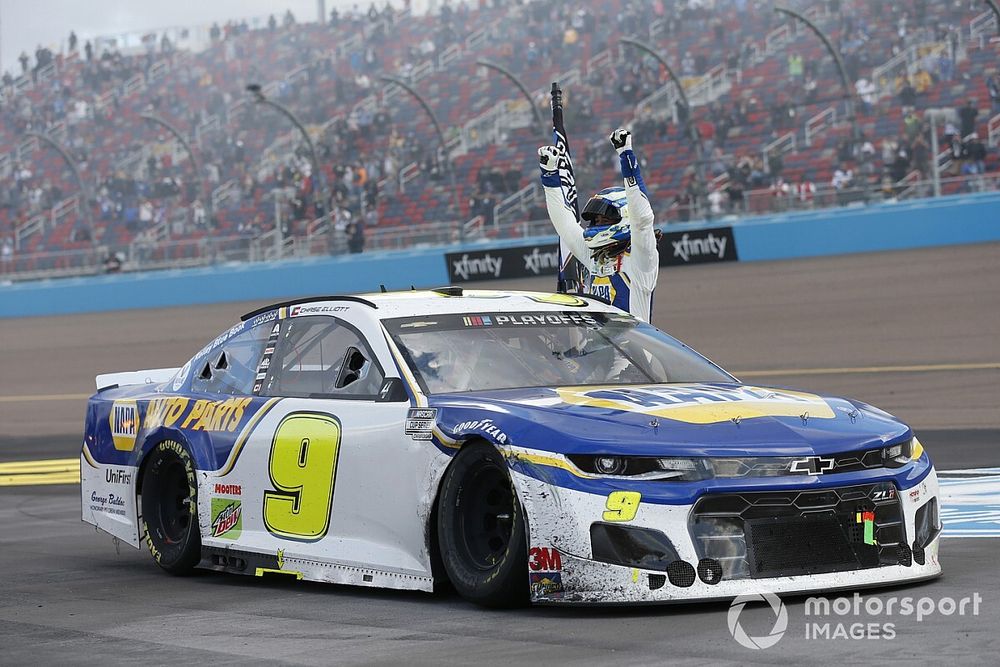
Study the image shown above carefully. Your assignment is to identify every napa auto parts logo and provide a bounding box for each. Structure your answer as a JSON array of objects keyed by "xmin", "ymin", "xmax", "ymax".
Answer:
[
  {"xmin": 211, "ymin": 498, "xmax": 242, "ymax": 539},
  {"xmin": 727, "ymin": 591, "xmax": 983, "ymax": 649}
]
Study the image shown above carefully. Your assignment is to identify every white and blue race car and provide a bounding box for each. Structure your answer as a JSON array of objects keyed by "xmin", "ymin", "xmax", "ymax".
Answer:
[{"xmin": 81, "ymin": 289, "xmax": 941, "ymax": 606}]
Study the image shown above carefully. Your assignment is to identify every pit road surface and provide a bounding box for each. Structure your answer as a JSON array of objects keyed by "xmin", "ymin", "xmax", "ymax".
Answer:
[{"xmin": 1, "ymin": 243, "xmax": 998, "ymax": 665}]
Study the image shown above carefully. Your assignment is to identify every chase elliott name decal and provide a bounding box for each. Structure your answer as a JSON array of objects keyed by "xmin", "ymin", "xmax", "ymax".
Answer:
[{"xmin": 555, "ymin": 384, "xmax": 834, "ymax": 424}]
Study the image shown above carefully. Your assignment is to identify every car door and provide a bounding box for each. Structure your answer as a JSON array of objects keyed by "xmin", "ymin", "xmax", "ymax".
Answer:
[{"xmin": 204, "ymin": 313, "xmax": 438, "ymax": 586}]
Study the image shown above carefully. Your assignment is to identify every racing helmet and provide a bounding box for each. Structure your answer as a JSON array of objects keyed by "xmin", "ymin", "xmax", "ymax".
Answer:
[{"xmin": 582, "ymin": 187, "xmax": 631, "ymax": 270}]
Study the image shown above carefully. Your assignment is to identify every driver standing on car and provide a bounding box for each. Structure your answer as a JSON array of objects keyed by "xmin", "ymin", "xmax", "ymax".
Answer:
[{"xmin": 538, "ymin": 128, "xmax": 660, "ymax": 322}]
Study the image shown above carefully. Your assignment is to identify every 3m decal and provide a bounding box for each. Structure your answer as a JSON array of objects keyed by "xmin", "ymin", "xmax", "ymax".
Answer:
[
  {"xmin": 109, "ymin": 400, "xmax": 140, "ymax": 451},
  {"xmin": 529, "ymin": 547, "xmax": 562, "ymax": 571},
  {"xmin": 603, "ymin": 491, "xmax": 641, "ymax": 522},
  {"xmin": 211, "ymin": 499, "xmax": 243, "ymax": 539},
  {"xmin": 556, "ymin": 384, "xmax": 835, "ymax": 424},
  {"xmin": 263, "ymin": 413, "xmax": 342, "ymax": 541}
]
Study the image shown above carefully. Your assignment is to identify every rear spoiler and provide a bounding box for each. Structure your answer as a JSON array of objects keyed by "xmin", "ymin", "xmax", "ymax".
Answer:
[{"xmin": 96, "ymin": 368, "xmax": 180, "ymax": 391}]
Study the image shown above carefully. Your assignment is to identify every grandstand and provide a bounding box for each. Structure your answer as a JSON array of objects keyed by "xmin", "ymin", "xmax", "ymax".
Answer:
[{"xmin": 1, "ymin": 0, "xmax": 998, "ymax": 279}]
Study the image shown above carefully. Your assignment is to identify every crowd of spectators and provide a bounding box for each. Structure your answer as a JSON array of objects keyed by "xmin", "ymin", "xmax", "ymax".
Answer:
[{"xmin": 0, "ymin": 0, "xmax": 998, "ymax": 275}]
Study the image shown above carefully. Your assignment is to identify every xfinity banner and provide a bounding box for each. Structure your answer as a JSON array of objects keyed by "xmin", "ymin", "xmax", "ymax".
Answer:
[
  {"xmin": 445, "ymin": 227, "xmax": 737, "ymax": 282},
  {"xmin": 446, "ymin": 244, "xmax": 561, "ymax": 282},
  {"xmin": 659, "ymin": 226, "xmax": 738, "ymax": 266}
]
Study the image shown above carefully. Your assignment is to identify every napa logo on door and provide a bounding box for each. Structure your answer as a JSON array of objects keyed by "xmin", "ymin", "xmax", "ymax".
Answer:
[{"xmin": 109, "ymin": 400, "xmax": 141, "ymax": 451}]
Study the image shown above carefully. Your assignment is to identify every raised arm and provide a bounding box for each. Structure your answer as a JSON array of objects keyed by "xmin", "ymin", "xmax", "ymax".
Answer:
[
  {"xmin": 538, "ymin": 146, "xmax": 588, "ymax": 264},
  {"xmin": 609, "ymin": 129, "xmax": 657, "ymax": 275}
]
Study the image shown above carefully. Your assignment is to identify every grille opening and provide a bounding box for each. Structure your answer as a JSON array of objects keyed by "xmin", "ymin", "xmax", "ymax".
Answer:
[
  {"xmin": 666, "ymin": 560, "xmax": 696, "ymax": 587},
  {"xmin": 648, "ymin": 574, "xmax": 666, "ymax": 590}
]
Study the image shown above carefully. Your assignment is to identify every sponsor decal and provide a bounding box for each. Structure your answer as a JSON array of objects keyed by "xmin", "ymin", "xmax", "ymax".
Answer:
[
  {"xmin": 399, "ymin": 321, "xmax": 438, "ymax": 329},
  {"xmin": 253, "ymin": 321, "xmax": 283, "ymax": 394},
  {"xmin": 404, "ymin": 408, "xmax": 437, "ymax": 440},
  {"xmin": 172, "ymin": 360, "xmax": 191, "ymax": 391},
  {"xmin": 525, "ymin": 293, "xmax": 588, "ymax": 307},
  {"xmin": 529, "ymin": 547, "xmax": 562, "ymax": 572},
  {"xmin": 247, "ymin": 309, "xmax": 279, "ymax": 329},
  {"xmin": 89, "ymin": 490, "xmax": 127, "ymax": 517},
  {"xmin": 195, "ymin": 321, "xmax": 247, "ymax": 360},
  {"xmin": 211, "ymin": 498, "xmax": 242, "ymax": 539},
  {"xmin": 446, "ymin": 244, "xmax": 561, "ymax": 282},
  {"xmin": 529, "ymin": 571, "xmax": 564, "ymax": 597},
  {"xmin": 555, "ymin": 384, "xmax": 835, "ymax": 424},
  {"xmin": 106, "ymin": 468, "xmax": 132, "ymax": 485},
  {"xmin": 789, "ymin": 456, "xmax": 836, "ymax": 476},
  {"xmin": 214, "ymin": 483, "xmax": 242, "ymax": 496},
  {"xmin": 462, "ymin": 315, "xmax": 493, "ymax": 327},
  {"xmin": 855, "ymin": 509, "xmax": 877, "ymax": 545},
  {"xmin": 495, "ymin": 313, "xmax": 597, "ymax": 327},
  {"xmin": 453, "ymin": 418, "xmax": 508, "ymax": 444},
  {"xmin": 109, "ymin": 400, "xmax": 140, "ymax": 451},
  {"xmin": 659, "ymin": 227, "xmax": 738, "ymax": 266},
  {"xmin": 289, "ymin": 304, "xmax": 349, "ymax": 316},
  {"xmin": 144, "ymin": 396, "xmax": 253, "ymax": 433}
]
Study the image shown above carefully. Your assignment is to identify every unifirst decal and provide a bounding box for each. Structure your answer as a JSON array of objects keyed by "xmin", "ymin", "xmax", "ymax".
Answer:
[
  {"xmin": 109, "ymin": 400, "xmax": 140, "ymax": 451},
  {"xmin": 144, "ymin": 396, "xmax": 253, "ymax": 433},
  {"xmin": 555, "ymin": 384, "xmax": 835, "ymax": 424}
]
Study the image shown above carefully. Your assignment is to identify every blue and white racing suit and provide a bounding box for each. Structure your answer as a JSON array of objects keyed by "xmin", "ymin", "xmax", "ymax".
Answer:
[{"xmin": 540, "ymin": 150, "xmax": 659, "ymax": 322}]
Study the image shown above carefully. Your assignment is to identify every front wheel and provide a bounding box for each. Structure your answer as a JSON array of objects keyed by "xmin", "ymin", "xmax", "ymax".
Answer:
[
  {"xmin": 140, "ymin": 440, "xmax": 201, "ymax": 574},
  {"xmin": 437, "ymin": 441, "xmax": 528, "ymax": 607}
]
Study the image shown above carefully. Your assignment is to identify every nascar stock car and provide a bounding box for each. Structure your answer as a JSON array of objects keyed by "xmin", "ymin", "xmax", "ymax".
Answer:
[{"xmin": 81, "ymin": 288, "xmax": 941, "ymax": 606}]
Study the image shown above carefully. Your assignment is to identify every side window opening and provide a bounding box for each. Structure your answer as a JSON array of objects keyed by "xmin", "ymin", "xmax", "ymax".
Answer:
[{"xmin": 263, "ymin": 316, "xmax": 384, "ymax": 398}]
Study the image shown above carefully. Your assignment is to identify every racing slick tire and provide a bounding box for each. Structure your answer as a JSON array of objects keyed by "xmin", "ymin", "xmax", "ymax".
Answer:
[
  {"xmin": 437, "ymin": 441, "xmax": 528, "ymax": 607},
  {"xmin": 140, "ymin": 440, "xmax": 201, "ymax": 574}
]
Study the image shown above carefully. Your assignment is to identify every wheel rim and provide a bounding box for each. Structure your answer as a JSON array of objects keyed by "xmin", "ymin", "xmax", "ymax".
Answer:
[
  {"xmin": 155, "ymin": 458, "xmax": 191, "ymax": 545},
  {"xmin": 457, "ymin": 461, "xmax": 515, "ymax": 570}
]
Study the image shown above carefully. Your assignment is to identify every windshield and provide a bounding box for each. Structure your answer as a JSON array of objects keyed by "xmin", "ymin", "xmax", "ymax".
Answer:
[{"xmin": 384, "ymin": 311, "xmax": 734, "ymax": 394}]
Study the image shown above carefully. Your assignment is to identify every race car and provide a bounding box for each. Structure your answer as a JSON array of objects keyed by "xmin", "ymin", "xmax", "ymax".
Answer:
[{"xmin": 81, "ymin": 288, "xmax": 942, "ymax": 606}]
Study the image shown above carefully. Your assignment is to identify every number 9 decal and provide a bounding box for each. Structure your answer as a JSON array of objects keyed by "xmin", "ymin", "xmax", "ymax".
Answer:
[
  {"xmin": 263, "ymin": 413, "xmax": 341, "ymax": 541},
  {"xmin": 602, "ymin": 491, "xmax": 641, "ymax": 522}
]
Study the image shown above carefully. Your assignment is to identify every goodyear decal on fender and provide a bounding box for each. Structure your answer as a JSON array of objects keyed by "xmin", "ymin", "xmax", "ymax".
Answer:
[
  {"xmin": 555, "ymin": 384, "xmax": 835, "ymax": 424},
  {"xmin": 109, "ymin": 400, "xmax": 140, "ymax": 451},
  {"xmin": 145, "ymin": 396, "xmax": 253, "ymax": 433}
]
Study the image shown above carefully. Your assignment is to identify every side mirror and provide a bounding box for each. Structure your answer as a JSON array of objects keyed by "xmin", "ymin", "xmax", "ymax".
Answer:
[{"xmin": 376, "ymin": 377, "xmax": 409, "ymax": 402}]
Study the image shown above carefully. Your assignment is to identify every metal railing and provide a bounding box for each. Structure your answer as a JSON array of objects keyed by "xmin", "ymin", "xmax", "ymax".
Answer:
[{"xmin": 804, "ymin": 107, "xmax": 837, "ymax": 147}]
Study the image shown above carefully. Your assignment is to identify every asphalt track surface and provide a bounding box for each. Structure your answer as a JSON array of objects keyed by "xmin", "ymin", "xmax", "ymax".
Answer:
[{"xmin": 1, "ymin": 242, "xmax": 998, "ymax": 665}]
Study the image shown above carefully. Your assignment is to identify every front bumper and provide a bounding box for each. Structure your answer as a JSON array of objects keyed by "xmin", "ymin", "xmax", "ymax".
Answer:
[{"xmin": 511, "ymin": 465, "xmax": 942, "ymax": 604}]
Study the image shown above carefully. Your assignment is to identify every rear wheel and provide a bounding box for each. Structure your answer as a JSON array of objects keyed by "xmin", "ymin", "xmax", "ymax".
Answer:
[
  {"xmin": 437, "ymin": 441, "xmax": 527, "ymax": 607},
  {"xmin": 140, "ymin": 441, "xmax": 201, "ymax": 574}
]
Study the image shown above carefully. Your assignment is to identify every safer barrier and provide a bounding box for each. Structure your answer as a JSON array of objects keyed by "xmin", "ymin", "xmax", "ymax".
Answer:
[{"xmin": 2, "ymin": 191, "xmax": 999, "ymax": 318}]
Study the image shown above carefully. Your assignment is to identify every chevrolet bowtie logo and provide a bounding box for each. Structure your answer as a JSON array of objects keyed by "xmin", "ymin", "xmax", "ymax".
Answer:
[{"xmin": 789, "ymin": 456, "xmax": 836, "ymax": 475}]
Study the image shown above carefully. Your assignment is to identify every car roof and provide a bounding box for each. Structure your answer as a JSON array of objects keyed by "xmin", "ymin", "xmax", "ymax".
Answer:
[{"xmin": 241, "ymin": 288, "xmax": 620, "ymax": 322}]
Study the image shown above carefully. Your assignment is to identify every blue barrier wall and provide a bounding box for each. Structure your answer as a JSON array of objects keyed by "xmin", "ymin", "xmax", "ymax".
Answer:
[{"xmin": 2, "ymin": 191, "xmax": 998, "ymax": 318}]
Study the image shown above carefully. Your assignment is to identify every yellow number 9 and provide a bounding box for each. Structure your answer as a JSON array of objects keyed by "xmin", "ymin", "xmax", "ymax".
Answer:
[
  {"xmin": 263, "ymin": 413, "xmax": 341, "ymax": 541},
  {"xmin": 603, "ymin": 491, "xmax": 641, "ymax": 522}
]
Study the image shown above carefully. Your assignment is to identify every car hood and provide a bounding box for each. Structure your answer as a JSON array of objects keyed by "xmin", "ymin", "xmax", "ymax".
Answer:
[{"xmin": 427, "ymin": 383, "xmax": 911, "ymax": 457}]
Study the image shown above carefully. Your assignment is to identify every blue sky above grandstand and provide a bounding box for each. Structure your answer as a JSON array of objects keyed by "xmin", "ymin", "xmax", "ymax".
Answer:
[{"xmin": 0, "ymin": 0, "xmax": 370, "ymax": 74}]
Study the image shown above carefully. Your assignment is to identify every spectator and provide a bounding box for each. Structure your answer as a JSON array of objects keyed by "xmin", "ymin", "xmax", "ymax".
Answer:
[
  {"xmin": 68, "ymin": 31, "xmax": 78, "ymax": 53},
  {"xmin": 788, "ymin": 52, "xmax": 803, "ymax": 79},
  {"xmin": 1, "ymin": 236, "xmax": 13, "ymax": 273},
  {"xmin": 958, "ymin": 100, "xmax": 978, "ymax": 138},
  {"xmin": 18, "ymin": 51, "xmax": 28, "ymax": 74},
  {"xmin": 104, "ymin": 252, "xmax": 123, "ymax": 274},
  {"xmin": 855, "ymin": 77, "xmax": 876, "ymax": 115},
  {"xmin": 988, "ymin": 73, "xmax": 1000, "ymax": 112},
  {"xmin": 832, "ymin": 163, "xmax": 854, "ymax": 204},
  {"xmin": 899, "ymin": 78, "xmax": 917, "ymax": 110}
]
